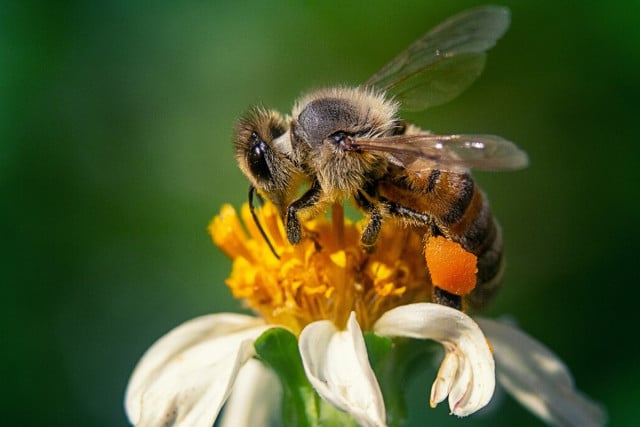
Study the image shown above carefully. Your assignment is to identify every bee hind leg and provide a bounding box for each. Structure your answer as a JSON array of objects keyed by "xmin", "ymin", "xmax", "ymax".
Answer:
[
  {"xmin": 381, "ymin": 199, "xmax": 464, "ymax": 310},
  {"xmin": 432, "ymin": 287, "xmax": 462, "ymax": 310}
]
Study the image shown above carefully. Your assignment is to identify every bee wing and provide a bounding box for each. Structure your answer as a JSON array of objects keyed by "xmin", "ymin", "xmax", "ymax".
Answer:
[
  {"xmin": 350, "ymin": 134, "xmax": 528, "ymax": 172},
  {"xmin": 363, "ymin": 6, "xmax": 510, "ymax": 111}
]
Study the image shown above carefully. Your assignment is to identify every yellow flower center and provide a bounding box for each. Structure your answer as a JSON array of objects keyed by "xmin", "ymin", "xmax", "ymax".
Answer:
[{"xmin": 209, "ymin": 202, "xmax": 432, "ymax": 335}]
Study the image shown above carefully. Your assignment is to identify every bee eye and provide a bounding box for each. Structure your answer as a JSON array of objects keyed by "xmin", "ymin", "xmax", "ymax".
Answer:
[{"xmin": 247, "ymin": 132, "xmax": 272, "ymax": 180}]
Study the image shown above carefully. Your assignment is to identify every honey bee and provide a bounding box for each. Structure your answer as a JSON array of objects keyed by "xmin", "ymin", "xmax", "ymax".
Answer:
[{"xmin": 233, "ymin": 6, "xmax": 528, "ymax": 310}]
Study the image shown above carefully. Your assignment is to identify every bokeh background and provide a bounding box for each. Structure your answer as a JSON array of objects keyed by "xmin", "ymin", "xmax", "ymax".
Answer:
[{"xmin": 3, "ymin": 1, "xmax": 638, "ymax": 425}]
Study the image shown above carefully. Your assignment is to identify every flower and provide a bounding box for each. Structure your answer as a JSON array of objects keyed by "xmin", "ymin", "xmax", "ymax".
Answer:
[{"xmin": 125, "ymin": 203, "xmax": 606, "ymax": 427}]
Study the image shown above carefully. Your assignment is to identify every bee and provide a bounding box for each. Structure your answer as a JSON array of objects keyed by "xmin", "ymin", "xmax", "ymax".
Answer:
[{"xmin": 233, "ymin": 6, "xmax": 528, "ymax": 310}]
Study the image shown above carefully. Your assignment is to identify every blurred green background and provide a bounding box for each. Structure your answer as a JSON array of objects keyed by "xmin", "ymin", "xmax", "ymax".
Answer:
[{"xmin": 3, "ymin": 1, "xmax": 638, "ymax": 425}]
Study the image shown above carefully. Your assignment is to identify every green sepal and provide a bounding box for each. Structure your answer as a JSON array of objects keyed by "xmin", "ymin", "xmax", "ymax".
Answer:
[
  {"xmin": 254, "ymin": 327, "xmax": 320, "ymax": 427},
  {"xmin": 363, "ymin": 331, "xmax": 393, "ymax": 368}
]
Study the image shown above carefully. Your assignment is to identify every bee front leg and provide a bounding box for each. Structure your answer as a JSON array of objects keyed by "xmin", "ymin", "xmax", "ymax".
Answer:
[{"xmin": 286, "ymin": 179, "xmax": 322, "ymax": 244}]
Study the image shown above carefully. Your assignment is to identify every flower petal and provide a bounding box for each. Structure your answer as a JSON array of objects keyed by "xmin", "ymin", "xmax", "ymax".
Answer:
[
  {"xmin": 373, "ymin": 303, "xmax": 494, "ymax": 416},
  {"xmin": 218, "ymin": 358, "xmax": 281, "ymax": 427},
  {"xmin": 125, "ymin": 313, "xmax": 269, "ymax": 427},
  {"xmin": 476, "ymin": 318, "xmax": 607, "ymax": 427},
  {"xmin": 299, "ymin": 312, "xmax": 386, "ymax": 427},
  {"xmin": 430, "ymin": 351, "xmax": 458, "ymax": 407}
]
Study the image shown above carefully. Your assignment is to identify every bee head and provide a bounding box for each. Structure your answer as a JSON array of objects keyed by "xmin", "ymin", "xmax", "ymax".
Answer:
[{"xmin": 233, "ymin": 107, "xmax": 297, "ymax": 210}]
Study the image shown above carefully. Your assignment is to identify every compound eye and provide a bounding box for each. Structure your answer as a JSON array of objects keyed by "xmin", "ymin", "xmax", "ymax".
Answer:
[{"xmin": 247, "ymin": 132, "xmax": 272, "ymax": 181}]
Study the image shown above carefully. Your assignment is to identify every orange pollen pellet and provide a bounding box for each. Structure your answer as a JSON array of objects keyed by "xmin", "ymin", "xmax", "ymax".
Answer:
[{"xmin": 424, "ymin": 236, "xmax": 477, "ymax": 296}]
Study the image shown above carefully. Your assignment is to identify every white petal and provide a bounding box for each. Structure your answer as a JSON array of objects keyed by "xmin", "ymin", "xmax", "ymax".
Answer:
[
  {"xmin": 125, "ymin": 313, "xmax": 270, "ymax": 427},
  {"xmin": 373, "ymin": 303, "xmax": 494, "ymax": 416},
  {"xmin": 476, "ymin": 318, "xmax": 607, "ymax": 427},
  {"xmin": 219, "ymin": 359, "xmax": 281, "ymax": 427},
  {"xmin": 299, "ymin": 313, "xmax": 386, "ymax": 427},
  {"xmin": 430, "ymin": 351, "xmax": 458, "ymax": 406}
]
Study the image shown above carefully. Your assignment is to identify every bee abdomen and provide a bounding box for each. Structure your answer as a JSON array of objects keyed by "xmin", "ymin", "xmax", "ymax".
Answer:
[
  {"xmin": 441, "ymin": 173, "xmax": 475, "ymax": 225},
  {"xmin": 380, "ymin": 170, "xmax": 505, "ymax": 308},
  {"xmin": 436, "ymin": 177, "xmax": 505, "ymax": 310},
  {"xmin": 466, "ymin": 221, "xmax": 504, "ymax": 310},
  {"xmin": 451, "ymin": 189, "xmax": 505, "ymax": 310}
]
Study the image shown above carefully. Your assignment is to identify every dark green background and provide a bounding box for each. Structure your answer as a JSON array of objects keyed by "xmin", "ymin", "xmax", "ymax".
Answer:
[{"xmin": 3, "ymin": 1, "xmax": 638, "ymax": 425}]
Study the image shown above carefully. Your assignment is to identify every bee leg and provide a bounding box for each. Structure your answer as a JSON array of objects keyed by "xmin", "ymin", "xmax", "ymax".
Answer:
[
  {"xmin": 355, "ymin": 190, "xmax": 382, "ymax": 252},
  {"xmin": 361, "ymin": 211, "xmax": 382, "ymax": 252},
  {"xmin": 286, "ymin": 180, "xmax": 322, "ymax": 244},
  {"xmin": 380, "ymin": 197, "xmax": 443, "ymax": 236},
  {"xmin": 432, "ymin": 287, "xmax": 463, "ymax": 310},
  {"xmin": 382, "ymin": 199, "xmax": 463, "ymax": 310}
]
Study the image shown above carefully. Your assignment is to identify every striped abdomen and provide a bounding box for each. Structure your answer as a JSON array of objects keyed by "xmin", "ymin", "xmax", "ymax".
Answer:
[{"xmin": 379, "ymin": 167, "xmax": 504, "ymax": 309}]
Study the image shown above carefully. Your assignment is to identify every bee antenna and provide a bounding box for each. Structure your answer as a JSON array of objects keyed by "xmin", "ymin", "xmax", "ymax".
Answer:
[{"xmin": 248, "ymin": 186, "xmax": 280, "ymax": 260}]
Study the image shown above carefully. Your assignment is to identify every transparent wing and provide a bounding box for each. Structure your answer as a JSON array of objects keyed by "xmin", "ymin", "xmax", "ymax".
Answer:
[
  {"xmin": 363, "ymin": 6, "xmax": 510, "ymax": 111},
  {"xmin": 349, "ymin": 134, "xmax": 528, "ymax": 172}
]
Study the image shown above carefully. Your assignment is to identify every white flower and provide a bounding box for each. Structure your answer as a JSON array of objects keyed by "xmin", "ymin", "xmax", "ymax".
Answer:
[
  {"xmin": 126, "ymin": 204, "xmax": 605, "ymax": 426},
  {"xmin": 124, "ymin": 303, "xmax": 604, "ymax": 427},
  {"xmin": 125, "ymin": 304, "xmax": 485, "ymax": 427}
]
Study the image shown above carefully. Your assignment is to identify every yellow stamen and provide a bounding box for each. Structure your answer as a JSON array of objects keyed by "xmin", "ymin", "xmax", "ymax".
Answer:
[{"xmin": 210, "ymin": 202, "xmax": 468, "ymax": 335}]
